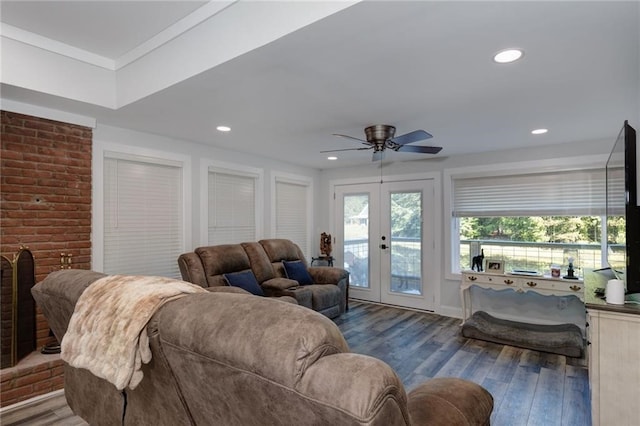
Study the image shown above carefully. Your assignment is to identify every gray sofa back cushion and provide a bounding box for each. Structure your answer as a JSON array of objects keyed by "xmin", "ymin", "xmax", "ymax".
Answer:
[
  {"xmin": 195, "ymin": 244, "xmax": 252, "ymax": 287},
  {"xmin": 241, "ymin": 241, "xmax": 276, "ymax": 283},
  {"xmin": 259, "ymin": 239, "xmax": 309, "ymax": 278},
  {"xmin": 155, "ymin": 292, "xmax": 411, "ymax": 425}
]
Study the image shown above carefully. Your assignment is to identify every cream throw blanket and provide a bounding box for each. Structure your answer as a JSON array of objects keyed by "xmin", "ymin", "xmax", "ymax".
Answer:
[{"xmin": 61, "ymin": 275, "xmax": 207, "ymax": 390}]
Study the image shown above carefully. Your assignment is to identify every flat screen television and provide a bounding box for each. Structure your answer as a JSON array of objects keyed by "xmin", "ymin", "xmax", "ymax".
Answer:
[{"xmin": 605, "ymin": 120, "xmax": 639, "ymax": 294}]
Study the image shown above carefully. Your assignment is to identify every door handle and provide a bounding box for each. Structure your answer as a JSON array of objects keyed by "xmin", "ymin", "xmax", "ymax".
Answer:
[{"xmin": 380, "ymin": 244, "xmax": 387, "ymax": 249}]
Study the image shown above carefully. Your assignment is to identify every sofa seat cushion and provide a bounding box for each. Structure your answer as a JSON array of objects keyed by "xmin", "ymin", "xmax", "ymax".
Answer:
[
  {"xmin": 282, "ymin": 260, "xmax": 313, "ymax": 285},
  {"xmin": 223, "ymin": 270, "xmax": 264, "ymax": 296},
  {"xmin": 306, "ymin": 284, "xmax": 342, "ymax": 311}
]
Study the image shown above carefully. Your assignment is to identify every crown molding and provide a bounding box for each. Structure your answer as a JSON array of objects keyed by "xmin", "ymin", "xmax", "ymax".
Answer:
[
  {"xmin": 0, "ymin": 1, "xmax": 237, "ymax": 72},
  {"xmin": 0, "ymin": 23, "xmax": 115, "ymax": 70},
  {"xmin": 1, "ymin": 98, "xmax": 97, "ymax": 128}
]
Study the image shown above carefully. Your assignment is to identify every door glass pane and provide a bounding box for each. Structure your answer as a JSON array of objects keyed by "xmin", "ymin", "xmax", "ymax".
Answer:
[
  {"xmin": 344, "ymin": 194, "xmax": 369, "ymax": 288},
  {"xmin": 390, "ymin": 192, "xmax": 422, "ymax": 295}
]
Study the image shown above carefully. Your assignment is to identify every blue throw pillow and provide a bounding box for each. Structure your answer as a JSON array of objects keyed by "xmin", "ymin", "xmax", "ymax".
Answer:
[
  {"xmin": 223, "ymin": 270, "xmax": 264, "ymax": 296},
  {"xmin": 282, "ymin": 260, "xmax": 313, "ymax": 285}
]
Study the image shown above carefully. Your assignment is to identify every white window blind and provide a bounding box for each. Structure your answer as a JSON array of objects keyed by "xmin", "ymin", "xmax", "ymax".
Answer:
[
  {"xmin": 275, "ymin": 180, "xmax": 308, "ymax": 254},
  {"xmin": 453, "ymin": 168, "xmax": 607, "ymax": 217},
  {"xmin": 104, "ymin": 156, "xmax": 183, "ymax": 278},
  {"xmin": 606, "ymin": 166, "xmax": 626, "ymax": 215},
  {"xmin": 208, "ymin": 171, "xmax": 256, "ymax": 244}
]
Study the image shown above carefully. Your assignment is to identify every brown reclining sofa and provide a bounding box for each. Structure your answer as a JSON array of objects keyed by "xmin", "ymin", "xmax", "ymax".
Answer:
[
  {"xmin": 32, "ymin": 269, "xmax": 493, "ymax": 425},
  {"xmin": 178, "ymin": 239, "xmax": 348, "ymax": 318}
]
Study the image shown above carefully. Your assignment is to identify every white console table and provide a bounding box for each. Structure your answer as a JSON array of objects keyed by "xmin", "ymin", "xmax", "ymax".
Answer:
[{"xmin": 460, "ymin": 270, "xmax": 584, "ymax": 323}]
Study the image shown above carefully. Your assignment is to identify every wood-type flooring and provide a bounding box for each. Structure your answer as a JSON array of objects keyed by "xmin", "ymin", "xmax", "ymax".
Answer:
[{"xmin": 1, "ymin": 300, "xmax": 590, "ymax": 425}]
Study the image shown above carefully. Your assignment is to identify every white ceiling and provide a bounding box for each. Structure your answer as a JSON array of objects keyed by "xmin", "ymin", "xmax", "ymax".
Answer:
[{"xmin": 1, "ymin": 1, "xmax": 638, "ymax": 169}]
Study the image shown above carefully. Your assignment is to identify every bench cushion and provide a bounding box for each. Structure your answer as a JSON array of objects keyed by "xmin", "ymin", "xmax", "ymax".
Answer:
[{"xmin": 461, "ymin": 311, "xmax": 584, "ymax": 358}]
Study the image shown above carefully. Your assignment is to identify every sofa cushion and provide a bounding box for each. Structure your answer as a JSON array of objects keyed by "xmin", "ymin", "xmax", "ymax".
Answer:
[
  {"xmin": 241, "ymin": 242, "xmax": 276, "ymax": 283},
  {"xmin": 306, "ymin": 284, "xmax": 342, "ymax": 311},
  {"xmin": 283, "ymin": 260, "xmax": 313, "ymax": 285},
  {"xmin": 223, "ymin": 270, "xmax": 264, "ymax": 296}
]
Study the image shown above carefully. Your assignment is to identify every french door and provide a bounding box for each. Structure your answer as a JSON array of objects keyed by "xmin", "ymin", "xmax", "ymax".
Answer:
[{"xmin": 335, "ymin": 179, "xmax": 435, "ymax": 311}]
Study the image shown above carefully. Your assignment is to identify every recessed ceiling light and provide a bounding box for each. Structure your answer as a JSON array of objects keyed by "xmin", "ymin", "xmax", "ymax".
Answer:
[
  {"xmin": 531, "ymin": 128, "xmax": 548, "ymax": 135},
  {"xmin": 216, "ymin": 125, "xmax": 231, "ymax": 132},
  {"xmin": 327, "ymin": 156, "xmax": 338, "ymax": 161},
  {"xmin": 493, "ymin": 48, "xmax": 524, "ymax": 64}
]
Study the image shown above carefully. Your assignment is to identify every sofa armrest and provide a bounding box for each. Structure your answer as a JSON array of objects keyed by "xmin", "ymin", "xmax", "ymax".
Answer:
[
  {"xmin": 407, "ymin": 377, "xmax": 493, "ymax": 426},
  {"xmin": 297, "ymin": 353, "xmax": 410, "ymax": 425},
  {"xmin": 261, "ymin": 277, "xmax": 299, "ymax": 290},
  {"xmin": 178, "ymin": 252, "xmax": 208, "ymax": 287},
  {"xmin": 308, "ymin": 267, "xmax": 348, "ymax": 284}
]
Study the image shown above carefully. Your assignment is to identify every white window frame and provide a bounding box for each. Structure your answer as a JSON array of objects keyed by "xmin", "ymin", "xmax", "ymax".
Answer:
[
  {"xmin": 443, "ymin": 154, "xmax": 608, "ymax": 281},
  {"xmin": 92, "ymin": 141, "xmax": 192, "ymax": 273},
  {"xmin": 199, "ymin": 159, "xmax": 264, "ymax": 247},
  {"xmin": 271, "ymin": 171, "xmax": 313, "ymax": 258}
]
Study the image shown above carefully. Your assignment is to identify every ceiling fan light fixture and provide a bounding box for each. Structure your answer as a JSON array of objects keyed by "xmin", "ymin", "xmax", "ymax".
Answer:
[
  {"xmin": 365, "ymin": 124, "xmax": 396, "ymax": 143},
  {"xmin": 216, "ymin": 125, "xmax": 231, "ymax": 132},
  {"xmin": 493, "ymin": 48, "xmax": 524, "ymax": 64},
  {"xmin": 326, "ymin": 124, "xmax": 441, "ymax": 161},
  {"xmin": 531, "ymin": 128, "xmax": 548, "ymax": 135}
]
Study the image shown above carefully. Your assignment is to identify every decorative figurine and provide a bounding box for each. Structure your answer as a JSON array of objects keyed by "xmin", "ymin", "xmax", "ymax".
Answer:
[
  {"xmin": 320, "ymin": 232, "xmax": 332, "ymax": 257},
  {"xmin": 471, "ymin": 249, "xmax": 484, "ymax": 272},
  {"xmin": 563, "ymin": 256, "xmax": 578, "ymax": 280}
]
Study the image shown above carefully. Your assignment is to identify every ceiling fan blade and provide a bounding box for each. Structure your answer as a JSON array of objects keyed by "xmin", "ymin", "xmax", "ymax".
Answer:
[
  {"xmin": 390, "ymin": 129, "xmax": 433, "ymax": 146},
  {"xmin": 372, "ymin": 151, "xmax": 385, "ymax": 162},
  {"xmin": 397, "ymin": 144, "xmax": 443, "ymax": 154},
  {"xmin": 320, "ymin": 147, "xmax": 372, "ymax": 153},
  {"xmin": 332, "ymin": 133, "xmax": 368, "ymax": 143}
]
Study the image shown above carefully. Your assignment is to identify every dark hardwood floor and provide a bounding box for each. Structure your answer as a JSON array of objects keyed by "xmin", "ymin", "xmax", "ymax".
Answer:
[
  {"xmin": 1, "ymin": 300, "xmax": 590, "ymax": 425},
  {"xmin": 336, "ymin": 301, "xmax": 590, "ymax": 426}
]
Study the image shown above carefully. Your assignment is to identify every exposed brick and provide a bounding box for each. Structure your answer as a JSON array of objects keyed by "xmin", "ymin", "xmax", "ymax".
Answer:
[
  {"xmin": 0, "ymin": 167, "xmax": 23, "ymax": 177},
  {"xmin": 3, "ymin": 176, "xmax": 37, "ymax": 185},
  {"xmin": 4, "ymin": 126, "xmax": 37, "ymax": 138},
  {"xmin": 33, "ymin": 376, "xmax": 63, "ymax": 392},
  {"xmin": 0, "ymin": 369, "xmax": 17, "ymax": 384},
  {"xmin": 0, "ymin": 384, "xmax": 34, "ymax": 404},
  {"xmin": 1, "ymin": 110, "xmax": 92, "ymax": 406},
  {"xmin": 22, "ymin": 153, "xmax": 54, "ymax": 164},
  {"xmin": 36, "ymin": 162, "xmax": 67, "ymax": 172},
  {"xmin": 24, "ymin": 120, "xmax": 55, "ymax": 132},
  {"xmin": 36, "ymin": 130, "xmax": 67, "ymax": 142},
  {"xmin": 14, "ymin": 370, "xmax": 52, "ymax": 387},
  {"xmin": 1, "ymin": 113, "xmax": 24, "ymax": 126},
  {"xmin": 0, "ymin": 149, "xmax": 23, "ymax": 160}
]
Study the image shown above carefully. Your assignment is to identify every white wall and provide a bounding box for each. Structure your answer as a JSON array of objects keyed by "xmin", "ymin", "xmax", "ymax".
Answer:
[
  {"xmin": 319, "ymin": 137, "xmax": 612, "ymax": 327},
  {"xmin": 93, "ymin": 123, "xmax": 321, "ymax": 255}
]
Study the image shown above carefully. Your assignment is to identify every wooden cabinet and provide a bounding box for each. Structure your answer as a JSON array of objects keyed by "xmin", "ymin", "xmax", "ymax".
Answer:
[
  {"xmin": 460, "ymin": 271, "xmax": 584, "ymax": 323},
  {"xmin": 587, "ymin": 308, "xmax": 640, "ymax": 426}
]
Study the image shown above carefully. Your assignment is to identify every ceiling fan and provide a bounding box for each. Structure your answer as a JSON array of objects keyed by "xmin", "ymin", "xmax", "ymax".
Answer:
[{"xmin": 322, "ymin": 124, "xmax": 442, "ymax": 161}]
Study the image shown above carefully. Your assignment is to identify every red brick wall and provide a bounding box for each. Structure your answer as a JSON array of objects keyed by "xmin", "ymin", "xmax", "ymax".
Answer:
[
  {"xmin": 0, "ymin": 356, "xmax": 64, "ymax": 407},
  {"xmin": 0, "ymin": 110, "xmax": 92, "ymax": 406}
]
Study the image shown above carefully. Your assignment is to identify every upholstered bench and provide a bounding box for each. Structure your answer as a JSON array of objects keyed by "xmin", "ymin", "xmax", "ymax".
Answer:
[{"xmin": 461, "ymin": 311, "xmax": 584, "ymax": 358}]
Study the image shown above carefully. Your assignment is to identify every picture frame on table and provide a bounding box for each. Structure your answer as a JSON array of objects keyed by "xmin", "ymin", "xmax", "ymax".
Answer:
[{"xmin": 485, "ymin": 259, "xmax": 504, "ymax": 274}]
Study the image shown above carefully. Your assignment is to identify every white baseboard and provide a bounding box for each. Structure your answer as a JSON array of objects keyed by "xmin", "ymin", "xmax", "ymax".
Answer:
[{"xmin": 437, "ymin": 305, "xmax": 463, "ymax": 320}]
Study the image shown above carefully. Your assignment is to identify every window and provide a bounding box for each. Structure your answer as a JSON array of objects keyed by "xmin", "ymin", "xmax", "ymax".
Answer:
[
  {"xmin": 273, "ymin": 173, "xmax": 312, "ymax": 258},
  {"xmin": 206, "ymin": 164, "xmax": 262, "ymax": 245},
  {"xmin": 103, "ymin": 152, "xmax": 185, "ymax": 278},
  {"xmin": 447, "ymin": 164, "xmax": 607, "ymax": 277}
]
